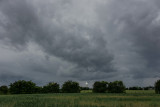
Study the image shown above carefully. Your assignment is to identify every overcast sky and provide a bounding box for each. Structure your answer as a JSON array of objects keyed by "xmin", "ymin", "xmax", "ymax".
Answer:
[{"xmin": 0, "ymin": 0, "xmax": 160, "ymax": 87}]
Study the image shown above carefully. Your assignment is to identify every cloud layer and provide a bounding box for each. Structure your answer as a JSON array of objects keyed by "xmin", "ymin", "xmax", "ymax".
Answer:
[{"xmin": 0, "ymin": 0, "xmax": 160, "ymax": 87}]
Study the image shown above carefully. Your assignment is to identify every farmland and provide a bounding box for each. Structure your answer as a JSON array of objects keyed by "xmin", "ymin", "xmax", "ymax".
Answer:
[{"xmin": 0, "ymin": 90, "xmax": 160, "ymax": 107}]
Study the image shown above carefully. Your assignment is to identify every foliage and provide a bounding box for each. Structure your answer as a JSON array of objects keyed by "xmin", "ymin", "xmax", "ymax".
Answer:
[
  {"xmin": 155, "ymin": 80, "xmax": 160, "ymax": 94},
  {"xmin": 0, "ymin": 90, "xmax": 158, "ymax": 107},
  {"xmin": 129, "ymin": 87, "xmax": 143, "ymax": 90},
  {"xmin": 62, "ymin": 80, "xmax": 80, "ymax": 93},
  {"xmin": 93, "ymin": 81, "xmax": 108, "ymax": 93},
  {"xmin": 43, "ymin": 82, "xmax": 60, "ymax": 93},
  {"xmin": 9, "ymin": 80, "xmax": 36, "ymax": 94},
  {"xmin": 143, "ymin": 86, "xmax": 154, "ymax": 90},
  {"xmin": 0, "ymin": 85, "xmax": 8, "ymax": 94},
  {"xmin": 80, "ymin": 87, "xmax": 90, "ymax": 90},
  {"xmin": 108, "ymin": 81, "xmax": 126, "ymax": 93},
  {"xmin": 34, "ymin": 86, "xmax": 43, "ymax": 93}
]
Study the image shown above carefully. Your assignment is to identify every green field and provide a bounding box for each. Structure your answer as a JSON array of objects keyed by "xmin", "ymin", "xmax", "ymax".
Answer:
[{"xmin": 0, "ymin": 90, "xmax": 159, "ymax": 107}]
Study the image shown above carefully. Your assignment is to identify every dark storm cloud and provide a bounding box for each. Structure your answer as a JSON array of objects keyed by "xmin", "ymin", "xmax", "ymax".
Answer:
[
  {"xmin": 0, "ymin": 0, "xmax": 115, "ymax": 83},
  {"xmin": 0, "ymin": 0, "xmax": 39, "ymax": 49},
  {"xmin": 0, "ymin": 0, "xmax": 160, "ymax": 86},
  {"xmin": 97, "ymin": 0, "xmax": 160, "ymax": 80},
  {"xmin": 0, "ymin": 73, "xmax": 30, "ymax": 86}
]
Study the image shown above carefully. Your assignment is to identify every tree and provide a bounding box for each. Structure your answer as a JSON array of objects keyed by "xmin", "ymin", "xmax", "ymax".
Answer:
[
  {"xmin": 80, "ymin": 87, "xmax": 90, "ymax": 90},
  {"xmin": 62, "ymin": 80, "xmax": 80, "ymax": 93},
  {"xmin": 143, "ymin": 86, "xmax": 154, "ymax": 90},
  {"xmin": 0, "ymin": 85, "xmax": 8, "ymax": 94},
  {"xmin": 129, "ymin": 87, "xmax": 143, "ymax": 90},
  {"xmin": 43, "ymin": 82, "xmax": 60, "ymax": 93},
  {"xmin": 34, "ymin": 86, "xmax": 43, "ymax": 94},
  {"xmin": 93, "ymin": 81, "xmax": 108, "ymax": 93},
  {"xmin": 108, "ymin": 81, "xmax": 125, "ymax": 93},
  {"xmin": 9, "ymin": 80, "xmax": 36, "ymax": 94},
  {"xmin": 155, "ymin": 80, "xmax": 160, "ymax": 94}
]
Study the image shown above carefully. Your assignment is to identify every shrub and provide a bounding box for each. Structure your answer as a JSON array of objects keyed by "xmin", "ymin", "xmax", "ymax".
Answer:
[
  {"xmin": 43, "ymin": 82, "xmax": 60, "ymax": 93},
  {"xmin": 0, "ymin": 85, "xmax": 8, "ymax": 94},
  {"xmin": 80, "ymin": 87, "xmax": 90, "ymax": 90},
  {"xmin": 62, "ymin": 80, "xmax": 80, "ymax": 93},
  {"xmin": 34, "ymin": 86, "xmax": 43, "ymax": 93},
  {"xmin": 93, "ymin": 81, "xmax": 108, "ymax": 93},
  {"xmin": 108, "ymin": 81, "xmax": 125, "ymax": 93},
  {"xmin": 155, "ymin": 80, "xmax": 160, "ymax": 94},
  {"xmin": 143, "ymin": 86, "xmax": 154, "ymax": 90},
  {"xmin": 129, "ymin": 87, "xmax": 143, "ymax": 90},
  {"xmin": 9, "ymin": 80, "xmax": 36, "ymax": 94}
]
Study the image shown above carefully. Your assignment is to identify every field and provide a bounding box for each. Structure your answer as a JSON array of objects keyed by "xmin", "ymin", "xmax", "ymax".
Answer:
[{"xmin": 0, "ymin": 90, "xmax": 160, "ymax": 107}]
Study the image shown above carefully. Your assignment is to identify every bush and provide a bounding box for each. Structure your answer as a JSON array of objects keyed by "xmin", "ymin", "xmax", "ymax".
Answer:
[
  {"xmin": 34, "ymin": 86, "xmax": 43, "ymax": 93},
  {"xmin": 129, "ymin": 87, "xmax": 143, "ymax": 90},
  {"xmin": 0, "ymin": 85, "xmax": 8, "ymax": 94},
  {"xmin": 108, "ymin": 81, "xmax": 125, "ymax": 93},
  {"xmin": 9, "ymin": 80, "xmax": 36, "ymax": 94},
  {"xmin": 93, "ymin": 81, "xmax": 108, "ymax": 93},
  {"xmin": 80, "ymin": 87, "xmax": 90, "ymax": 90},
  {"xmin": 155, "ymin": 80, "xmax": 160, "ymax": 94},
  {"xmin": 62, "ymin": 80, "xmax": 80, "ymax": 93},
  {"xmin": 43, "ymin": 82, "xmax": 60, "ymax": 93},
  {"xmin": 143, "ymin": 86, "xmax": 154, "ymax": 90}
]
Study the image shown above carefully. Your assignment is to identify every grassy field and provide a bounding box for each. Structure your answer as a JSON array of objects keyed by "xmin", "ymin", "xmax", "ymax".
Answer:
[{"xmin": 0, "ymin": 90, "xmax": 159, "ymax": 107}]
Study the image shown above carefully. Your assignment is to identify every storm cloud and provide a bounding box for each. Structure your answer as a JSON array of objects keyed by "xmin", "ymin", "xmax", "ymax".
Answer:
[{"xmin": 0, "ymin": 0, "xmax": 160, "ymax": 87}]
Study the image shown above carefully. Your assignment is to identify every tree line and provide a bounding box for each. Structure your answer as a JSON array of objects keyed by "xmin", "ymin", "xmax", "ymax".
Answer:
[{"xmin": 0, "ymin": 80, "xmax": 160, "ymax": 94}]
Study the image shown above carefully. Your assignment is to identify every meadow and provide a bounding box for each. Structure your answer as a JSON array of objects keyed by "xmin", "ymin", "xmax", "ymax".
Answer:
[{"xmin": 0, "ymin": 90, "xmax": 160, "ymax": 107}]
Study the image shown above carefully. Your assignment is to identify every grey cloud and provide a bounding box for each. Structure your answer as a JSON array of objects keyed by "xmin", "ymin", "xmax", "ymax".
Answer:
[
  {"xmin": 0, "ymin": 0, "xmax": 115, "ymax": 81},
  {"xmin": 97, "ymin": 0, "xmax": 160, "ymax": 80},
  {"xmin": 0, "ymin": 0, "xmax": 160, "ymax": 86},
  {"xmin": 0, "ymin": 0, "xmax": 39, "ymax": 49}
]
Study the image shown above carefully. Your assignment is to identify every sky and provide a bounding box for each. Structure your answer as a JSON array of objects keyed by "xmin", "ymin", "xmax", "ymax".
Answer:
[{"xmin": 0, "ymin": 0, "xmax": 160, "ymax": 87}]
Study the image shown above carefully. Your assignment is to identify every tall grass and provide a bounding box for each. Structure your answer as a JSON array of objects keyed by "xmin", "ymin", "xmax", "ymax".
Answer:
[{"xmin": 0, "ymin": 90, "xmax": 159, "ymax": 107}]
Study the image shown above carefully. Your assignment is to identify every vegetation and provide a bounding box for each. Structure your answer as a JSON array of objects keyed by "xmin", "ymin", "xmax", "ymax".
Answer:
[
  {"xmin": 62, "ymin": 80, "xmax": 80, "ymax": 93},
  {"xmin": 34, "ymin": 86, "xmax": 43, "ymax": 94},
  {"xmin": 0, "ymin": 85, "xmax": 8, "ymax": 94},
  {"xmin": 0, "ymin": 90, "xmax": 159, "ymax": 107},
  {"xmin": 108, "ymin": 81, "xmax": 126, "ymax": 93},
  {"xmin": 155, "ymin": 79, "xmax": 160, "ymax": 94},
  {"xmin": 9, "ymin": 80, "xmax": 36, "ymax": 94},
  {"xmin": 0, "ymin": 80, "xmax": 159, "ymax": 107},
  {"xmin": 0, "ymin": 79, "xmax": 158, "ymax": 95},
  {"xmin": 80, "ymin": 87, "xmax": 90, "ymax": 90},
  {"xmin": 43, "ymin": 82, "xmax": 60, "ymax": 93},
  {"xmin": 144, "ymin": 86, "xmax": 154, "ymax": 90},
  {"xmin": 128, "ymin": 86, "xmax": 143, "ymax": 90},
  {"xmin": 93, "ymin": 81, "xmax": 108, "ymax": 93}
]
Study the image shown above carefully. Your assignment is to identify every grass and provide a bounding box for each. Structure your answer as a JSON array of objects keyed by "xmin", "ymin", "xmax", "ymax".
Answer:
[{"xmin": 0, "ymin": 90, "xmax": 159, "ymax": 107}]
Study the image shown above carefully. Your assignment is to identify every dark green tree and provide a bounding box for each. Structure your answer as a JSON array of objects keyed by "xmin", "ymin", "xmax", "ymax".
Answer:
[
  {"xmin": 43, "ymin": 82, "xmax": 60, "ymax": 93},
  {"xmin": 93, "ymin": 81, "xmax": 108, "ymax": 93},
  {"xmin": 129, "ymin": 87, "xmax": 143, "ymax": 90},
  {"xmin": 80, "ymin": 87, "xmax": 90, "ymax": 90},
  {"xmin": 0, "ymin": 85, "xmax": 8, "ymax": 94},
  {"xmin": 34, "ymin": 86, "xmax": 43, "ymax": 93},
  {"xmin": 108, "ymin": 81, "xmax": 126, "ymax": 93},
  {"xmin": 9, "ymin": 80, "xmax": 36, "ymax": 94},
  {"xmin": 155, "ymin": 80, "xmax": 160, "ymax": 94},
  {"xmin": 62, "ymin": 80, "xmax": 80, "ymax": 93}
]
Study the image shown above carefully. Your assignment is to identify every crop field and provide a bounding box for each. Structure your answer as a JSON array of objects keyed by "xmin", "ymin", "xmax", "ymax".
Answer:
[{"xmin": 0, "ymin": 90, "xmax": 159, "ymax": 107}]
